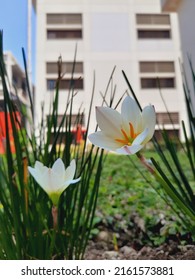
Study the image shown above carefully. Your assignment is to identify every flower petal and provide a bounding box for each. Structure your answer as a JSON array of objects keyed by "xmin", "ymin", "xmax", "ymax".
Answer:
[
  {"xmin": 96, "ymin": 106, "xmax": 122, "ymax": 138},
  {"xmin": 41, "ymin": 169, "xmax": 63, "ymax": 193},
  {"xmin": 62, "ymin": 177, "xmax": 81, "ymax": 191},
  {"xmin": 52, "ymin": 158, "xmax": 65, "ymax": 177},
  {"xmin": 141, "ymin": 105, "xmax": 156, "ymax": 143},
  {"xmin": 88, "ymin": 131, "xmax": 121, "ymax": 151},
  {"xmin": 116, "ymin": 144, "xmax": 143, "ymax": 155},
  {"xmin": 121, "ymin": 96, "xmax": 142, "ymax": 132},
  {"xmin": 132, "ymin": 127, "xmax": 149, "ymax": 145},
  {"xmin": 28, "ymin": 158, "xmax": 80, "ymax": 204},
  {"xmin": 54, "ymin": 177, "xmax": 81, "ymax": 198},
  {"xmin": 29, "ymin": 163, "xmax": 64, "ymax": 194},
  {"xmin": 64, "ymin": 159, "xmax": 76, "ymax": 181},
  {"xmin": 34, "ymin": 161, "xmax": 47, "ymax": 174},
  {"xmin": 28, "ymin": 167, "xmax": 45, "ymax": 189}
]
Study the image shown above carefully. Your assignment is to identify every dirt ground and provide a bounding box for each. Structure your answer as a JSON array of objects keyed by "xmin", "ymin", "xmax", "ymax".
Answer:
[{"xmin": 84, "ymin": 231, "xmax": 195, "ymax": 260}]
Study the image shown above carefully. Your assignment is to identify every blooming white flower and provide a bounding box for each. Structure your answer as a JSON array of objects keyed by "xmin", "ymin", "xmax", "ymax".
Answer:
[
  {"xmin": 28, "ymin": 159, "xmax": 80, "ymax": 205},
  {"xmin": 88, "ymin": 96, "xmax": 155, "ymax": 155}
]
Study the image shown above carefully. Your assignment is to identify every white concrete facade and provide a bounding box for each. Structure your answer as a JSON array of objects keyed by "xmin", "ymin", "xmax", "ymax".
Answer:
[
  {"xmin": 162, "ymin": 0, "xmax": 195, "ymax": 113},
  {"xmin": 0, "ymin": 52, "xmax": 27, "ymax": 106},
  {"xmin": 33, "ymin": 0, "xmax": 188, "ymax": 140}
]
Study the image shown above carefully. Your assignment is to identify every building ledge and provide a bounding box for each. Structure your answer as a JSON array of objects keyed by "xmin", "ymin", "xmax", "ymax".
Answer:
[{"xmin": 161, "ymin": 0, "xmax": 182, "ymax": 12}]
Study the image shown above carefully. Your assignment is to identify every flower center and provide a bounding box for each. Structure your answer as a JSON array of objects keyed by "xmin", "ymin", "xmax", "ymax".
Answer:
[{"xmin": 115, "ymin": 122, "xmax": 139, "ymax": 146}]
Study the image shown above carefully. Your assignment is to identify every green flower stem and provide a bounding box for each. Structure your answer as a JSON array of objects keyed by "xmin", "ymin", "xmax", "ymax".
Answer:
[
  {"xmin": 136, "ymin": 153, "xmax": 195, "ymax": 222},
  {"xmin": 52, "ymin": 205, "xmax": 58, "ymax": 229}
]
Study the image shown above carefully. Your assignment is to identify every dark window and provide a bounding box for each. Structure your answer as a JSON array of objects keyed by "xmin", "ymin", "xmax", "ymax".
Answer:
[
  {"xmin": 47, "ymin": 113, "xmax": 85, "ymax": 144},
  {"xmin": 50, "ymin": 114, "xmax": 85, "ymax": 127},
  {"xmin": 156, "ymin": 112, "xmax": 179, "ymax": 125},
  {"xmin": 47, "ymin": 113, "xmax": 85, "ymax": 127},
  {"xmin": 47, "ymin": 29, "xmax": 82, "ymax": 39},
  {"xmin": 47, "ymin": 78, "xmax": 84, "ymax": 90},
  {"xmin": 0, "ymin": 99, "xmax": 5, "ymax": 111},
  {"xmin": 154, "ymin": 129, "xmax": 179, "ymax": 141},
  {"xmin": 141, "ymin": 77, "xmax": 175, "ymax": 88},
  {"xmin": 137, "ymin": 29, "xmax": 171, "ymax": 39}
]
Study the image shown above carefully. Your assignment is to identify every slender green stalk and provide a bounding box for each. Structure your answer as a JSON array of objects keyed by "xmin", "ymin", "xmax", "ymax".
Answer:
[
  {"xmin": 137, "ymin": 153, "xmax": 195, "ymax": 227},
  {"xmin": 0, "ymin": 31, "xmax": 111, "ymax": 259}
]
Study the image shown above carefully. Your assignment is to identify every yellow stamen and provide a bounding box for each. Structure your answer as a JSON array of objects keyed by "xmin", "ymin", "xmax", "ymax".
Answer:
[
  {"xmin": 115, "ymin": 123, "xmax": 139, "ymax": 146},
  {"xmin": 121, "ymin": 128, "xmax": 129, "ymax": 142},
  {"xmin": 129, "ymin": 122, "xmax": 135, "ymax": 139},
  {"xmin": 115, "ymin": 138, "xmax": 128, "ymax": 145}
]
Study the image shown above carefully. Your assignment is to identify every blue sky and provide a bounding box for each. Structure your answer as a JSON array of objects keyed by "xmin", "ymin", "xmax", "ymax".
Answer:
[{"xmin": 0, "ymin": 0, "xmax": 35, "ymax": 81}]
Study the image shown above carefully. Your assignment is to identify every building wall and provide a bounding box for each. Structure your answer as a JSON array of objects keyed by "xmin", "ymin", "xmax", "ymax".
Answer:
[
  {"xmin": 0, "ymin": 52, "xmax": 27, "ymax": 107},
  {"xmin": 161, "ymin": 0, "xmax": 195, "ymax": 138},
  {"xmin": 177, "ymin": 0, "xmax": 195, "ymax": 111},
  {"xmin": 34, "ymin": 0, "xmax": 187, "ymax": 140}
]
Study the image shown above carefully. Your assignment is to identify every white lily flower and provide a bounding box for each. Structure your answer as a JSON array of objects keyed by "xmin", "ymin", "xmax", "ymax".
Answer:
[
  {"xmin": 88, "ymin": 96, "xmax": 155, "ymax": 155},
  {"xmin": 28, "ymin": 159, "xmax": 80, "ymax": 205}
]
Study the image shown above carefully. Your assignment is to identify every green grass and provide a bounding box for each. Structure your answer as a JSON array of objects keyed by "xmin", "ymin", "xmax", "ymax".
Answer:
[{"xmin": 94, "ymin": 149, "xmax": 194, "ymax": 245}]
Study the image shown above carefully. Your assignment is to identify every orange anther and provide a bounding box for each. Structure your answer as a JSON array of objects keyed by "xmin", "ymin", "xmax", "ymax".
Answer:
[{"xmin": 129, "ymin": 123, "xmax": 135, "ymax": 139}]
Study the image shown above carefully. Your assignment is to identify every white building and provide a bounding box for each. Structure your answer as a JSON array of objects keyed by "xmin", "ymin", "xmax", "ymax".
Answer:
[
  {"xmin": 32, "ymin": 0, "xmax": 188, "ymax": 141},
  {"xmin": 0, "ymin": 51, "xmax": 28, "ymax": 111},
  {"xmin": 0, "ymin": 51, "xmax": 30, "ymax": 153},
  {"xmin": 161, "ymin": 0, "xmax": 195, "ymax": 113}
]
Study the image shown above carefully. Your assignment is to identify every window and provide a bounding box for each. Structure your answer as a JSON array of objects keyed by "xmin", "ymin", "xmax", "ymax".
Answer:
[
  {"xmin": 139, "ymin": 61, "xmax": 175, "ymax": 89},
  {"xmin": 136, "ymin": 14, "xmax": 170, "ymax": 25},
  {"xmin": 46, "ymin": 13, "xmax": 83, "ymax": 40},
  {"xmin": 154, "ymin": 129, "xmax": 179, "ymax": 141},
  {"xmin": 136, "ymin": 14, "xmax": 171, "ymax": 39},
  {"xmin": 137, "ymin": 29, "xmax": 171, "ymax": 39},
  {"xmin": 47, "ymin": 113, "xmax": 85, "ymax": 144},
  {"xmin": 0, "ymin": 99, "xmax": 5, "ymax": 110},
  {"xmin": 47, "ymin": 78, "xmax": 84, "ymax": 90},
  {"xmin": 141, "ymin": 77, "xmax": 175, "ymax": 89},
  {"xmin": 47, "ymin": 29, "xmax": 82, "ymax": 39},
  {"xmin": 46, "ymin": 62, "xmax": 83, "ymax": 74},
  {"xmin": 156, "ymin": 112, "xmax": 179, "ymax": 125},
  {"xmin": 140, "ymin": 62, "xmax": 174, "ymax": 73},
  {"xmin": 47, "ymin": 13, "xmax": 82, "ymax": 25},
  {"xmin": 47, "ymin": 113, "xmax": 85, "ymax": 127}
]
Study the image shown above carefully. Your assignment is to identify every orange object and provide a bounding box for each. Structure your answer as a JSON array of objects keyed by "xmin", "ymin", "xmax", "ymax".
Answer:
[
  {"xmin": 71, "ymin": 124, "xmax": 86, "ymax": 144},
  {"xmin": 75, "ymin": 124, "xmax": 82, "ymax": 144},
  {"xmin": 0, "ymin": 112, "xmax": 21, "ymax": 154}
]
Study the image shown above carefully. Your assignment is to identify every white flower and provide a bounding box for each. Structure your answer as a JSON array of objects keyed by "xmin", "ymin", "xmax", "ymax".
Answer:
[
  {"xmin": 28, "ymin": 159, "xmax": 80, "ymax": 205},
  {"xmin": 88, "ymin": 96, "xmax": 155, "ymax": 155}
]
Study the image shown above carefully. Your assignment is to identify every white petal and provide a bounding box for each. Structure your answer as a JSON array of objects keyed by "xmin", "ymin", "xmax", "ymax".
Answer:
[
  {"xmin": 52, "ymin": 158, "xmax": 65, "ymax": 177},
  {"xmin": 28, "ymin": 166, "xmax": 45, "ymax": 189},
  {"xmin": 34, "ymin": 161, "xmax": 47, "ymax": 173},
  {"xmin": 57, "ymin": 177, "xmax": 81, "ymax": 194},
  {"xmin": 88, "ymin": 131, "xmax": 121, "ymax": 151},
  {"xmin": 70, "ymin": 177, "xmax": 81, "ymax": 184},
  {"xmin": 116, "ymin": 144, "xmax": 143, "ymax": 155},
  {"xmin": 41, "ymin": 169, "xmax": 63, "ymax": 193},
  {"xmin": 64, "ymin": 159, "xmax": 76, "ymax": 181},
  {"xmin": 121, "ymin": 96, "xmax": 142, "ymax": 132},
  {"xmin": 132, "ymin": 128, "xmax": 149, "ymax": 145},
  {"xmin": 63, "ymin": 178, "xmax": 81, "ymax": 189},
  {"xmin": 96, "ymin": 106, "xmax": 122, "ymax": 138},
  {"xmin": 141, "ymin": 105, "xmax": 156, "ymax": 143}
]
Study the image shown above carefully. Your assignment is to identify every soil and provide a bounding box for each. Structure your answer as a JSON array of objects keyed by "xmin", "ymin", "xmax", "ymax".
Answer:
[{"xmin": 84, "ymin": 231, "xmax": 195, "ymax": 260}]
